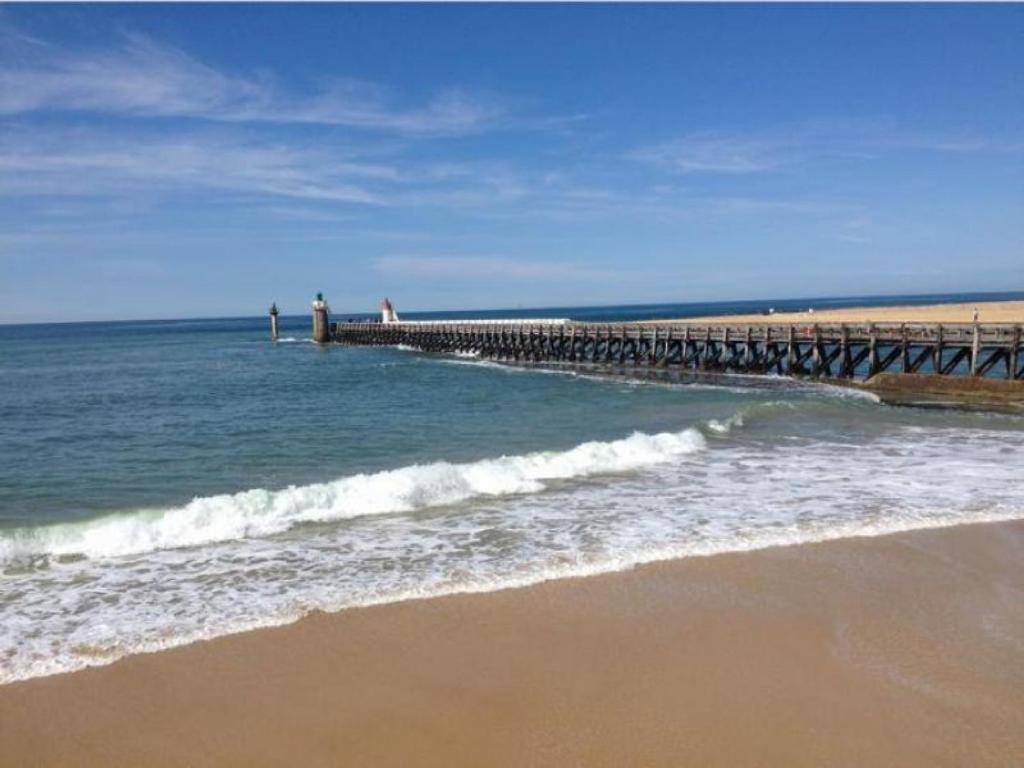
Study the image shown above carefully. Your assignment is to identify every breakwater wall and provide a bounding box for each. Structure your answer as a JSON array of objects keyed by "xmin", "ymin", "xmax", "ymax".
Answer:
[{"xmin": 331, "ymin": 321, "xmax": 1024, "ymax": 381}]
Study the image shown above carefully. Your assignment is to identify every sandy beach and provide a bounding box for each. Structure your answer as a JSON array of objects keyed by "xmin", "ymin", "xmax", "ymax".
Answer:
[
  {"xmin": 2, "ymin": 520, "xmax": 1022, "ymax": 767},
  {"xmin": 659, "ymin": 299, "xmax": 1024, "ymax": 325}
]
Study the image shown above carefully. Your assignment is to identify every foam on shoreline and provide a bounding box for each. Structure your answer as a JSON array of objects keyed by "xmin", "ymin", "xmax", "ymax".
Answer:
[
  {"xmin": 0, "ymin": 427, "xmax": 707, "ymax": 566},
  {"xmin": 3, "ymin": 511, "xmax": 1023, "ymax": 686}
]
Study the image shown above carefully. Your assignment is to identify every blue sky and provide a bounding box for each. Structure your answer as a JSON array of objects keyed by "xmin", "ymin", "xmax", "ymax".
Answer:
[{"xmin": 1, "ymin": 4, "xmax": 1022, "ymax": 322}]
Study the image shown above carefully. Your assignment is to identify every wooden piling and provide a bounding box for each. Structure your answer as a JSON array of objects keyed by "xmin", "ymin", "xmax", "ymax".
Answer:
[
  {"xmin": 812, "ymin": 324, "xmax": 822, "ymax": 376},
  {"xmin": 868, "ymin": 324, "xmax": 879, "ymax": 377},
  {"xmin": 1010, "ymin": 327, "xmax": 1021, "ymax": 380},
  {"xmin": 971, "ymin": 322, "xmax": 981, "ymax": 376},
  {"xmin": 900, "ymin": 324, "xmax": 909, "ymax": 373}
]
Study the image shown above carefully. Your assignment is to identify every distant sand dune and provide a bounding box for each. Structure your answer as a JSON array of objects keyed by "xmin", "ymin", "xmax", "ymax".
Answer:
[{"xmin": 651, "ymin": 299, "xmax": 1024, "ymax": 325}]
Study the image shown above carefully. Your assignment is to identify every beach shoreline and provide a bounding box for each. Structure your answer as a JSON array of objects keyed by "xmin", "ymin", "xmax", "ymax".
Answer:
[{"xmin": 3, "ymin": 519, "xmax": 1022, "ymax": 767}]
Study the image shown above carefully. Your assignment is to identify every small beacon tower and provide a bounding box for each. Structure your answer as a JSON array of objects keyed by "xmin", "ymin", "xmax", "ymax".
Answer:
[
  {"xmin": 269, "ymin": 302, "xmax": 280, "ymax": 341},
  {"xmin": 381, "ymin": 297, "xmax": 400, "ymax": 324},
  {"xmin": 312, "ymin": 292, "xmax": 331, "ymax": 344}
]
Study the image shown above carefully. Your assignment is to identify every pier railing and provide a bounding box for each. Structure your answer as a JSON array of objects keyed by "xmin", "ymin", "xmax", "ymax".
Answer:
[{"xmin": 331, "ymin": 321, "xmax": 1024, "ymax": 381}]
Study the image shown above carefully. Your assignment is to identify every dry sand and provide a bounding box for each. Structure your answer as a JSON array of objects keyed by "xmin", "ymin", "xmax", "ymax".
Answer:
[
  {"xmin": 2, "ymin": 520, "xmax": 1023, "ymax": 767},
  {"xmin": 656, "ymin": 299, "xmax": 1024, "ymax": 325}
]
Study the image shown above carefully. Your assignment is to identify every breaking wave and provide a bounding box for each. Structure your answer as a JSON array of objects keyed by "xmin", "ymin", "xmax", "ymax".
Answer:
[{"xmin": 0, "ymin": 428, "xmax": 707, "ymax": 567}]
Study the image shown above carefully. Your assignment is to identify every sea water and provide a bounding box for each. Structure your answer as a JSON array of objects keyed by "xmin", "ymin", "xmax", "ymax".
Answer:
[{"xmin": 2, "ymin": 297, "xmax": 1023, "ymax": 682}]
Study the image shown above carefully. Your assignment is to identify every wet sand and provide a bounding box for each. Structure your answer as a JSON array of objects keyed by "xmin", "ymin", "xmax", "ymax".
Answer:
[
  {"xmin": 656, "ymin": 299, "xmax": 1024, "ymax": 325},
  {"xmin": 2, "ymin": 520, "xmax": 1023, "ymax": 767}
]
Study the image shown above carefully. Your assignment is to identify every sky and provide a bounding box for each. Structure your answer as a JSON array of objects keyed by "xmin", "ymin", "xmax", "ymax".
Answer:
[{"xmin": 1, "ymin": 4, "xmax": 1022, "ymax": 323}]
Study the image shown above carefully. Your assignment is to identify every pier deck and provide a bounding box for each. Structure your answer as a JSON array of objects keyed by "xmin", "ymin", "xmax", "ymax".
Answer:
[{"xmin": 332, "ymin": 320, "xmax": 1024, "ymax": 381}]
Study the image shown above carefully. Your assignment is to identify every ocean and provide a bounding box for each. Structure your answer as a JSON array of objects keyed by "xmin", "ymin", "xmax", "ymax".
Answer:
[{"xmin": 2, "ymin": 294, "xmax": 1023, "ymax": 683}]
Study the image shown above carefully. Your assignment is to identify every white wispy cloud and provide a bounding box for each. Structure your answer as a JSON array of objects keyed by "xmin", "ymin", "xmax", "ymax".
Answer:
[
  {"xmin": 0, "ymin": 28, "xmax": 500, "ymax": 135},
  {"xmin": 374, "ymin": 255, "xmax": 620, "ymax": 281},
  {"xmin": 629, "ymin": 121, "xmax": 1023, "ymax": 175},
  {"xmin": 628, "ymin": 134, "xmax": 789, "ymax": 175},
  {"xmin": 0, "ymin": 128, "xmax": 392, "ymax": 204},
  {"xmin": 1, "ymin": 123, "xmax": 887, "ymax": 238},
  {"xmin": 0, "ymin": 126, "xmax": 625, "ymax": 219},
  {"xmin": 257, "ymin": 206, "xmax": 357, "ymax": 224}
]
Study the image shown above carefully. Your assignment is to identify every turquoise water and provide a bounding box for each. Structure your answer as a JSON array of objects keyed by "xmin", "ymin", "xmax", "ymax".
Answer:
[{"xmin": 2, "ymin": 297, "xmax": 1023, "ymax": 682}]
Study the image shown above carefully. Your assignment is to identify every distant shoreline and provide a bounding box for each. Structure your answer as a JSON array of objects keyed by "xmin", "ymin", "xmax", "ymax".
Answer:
[{"xmin": 3, "ymin": 291, "xmax": 1024, "ymax": 328}]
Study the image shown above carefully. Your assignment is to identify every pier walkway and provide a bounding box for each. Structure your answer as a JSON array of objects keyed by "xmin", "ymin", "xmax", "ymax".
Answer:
[{"xmin": 332, "ymin": 320, "xmax": 1024, "ymax": 381}]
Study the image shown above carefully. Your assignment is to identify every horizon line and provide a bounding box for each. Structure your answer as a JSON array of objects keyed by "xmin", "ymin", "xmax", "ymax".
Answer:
[{"xmin": 2, "ymin": 289, "xmax": 1023, "ymax": 329}]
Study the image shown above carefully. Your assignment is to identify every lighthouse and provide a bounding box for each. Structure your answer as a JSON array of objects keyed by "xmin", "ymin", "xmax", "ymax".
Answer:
[
  {"xmin": 381, "ymin": 297, "xmax": 400, "ymax": 324},
  {"xmin": 311, "ymin": 292, "xmax": 330, "ymax": 343},
  {"xmin": 269, "ymin": 302, "xmax": 280, "ymax": 341}
]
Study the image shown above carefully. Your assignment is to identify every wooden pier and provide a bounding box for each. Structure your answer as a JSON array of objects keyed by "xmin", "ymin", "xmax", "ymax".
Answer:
[{"xmin": 332, "ymin": 320, "xmax": 1024, "ymax": 381}]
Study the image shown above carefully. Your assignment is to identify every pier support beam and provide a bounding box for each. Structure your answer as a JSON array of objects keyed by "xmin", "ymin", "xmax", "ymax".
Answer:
[
  {"xmin": 839, "ymin": 326, "xmax": 850, "ymax": 377},
  {"xmin": 970, "ymin": 323, "xmax": 981, "ymax": 376},
  {"xmin": 1011, "ymin": 327, "xmax": 1021, "ymax": 380},
  {"xmin": 868, "ymin": 325, "xmax": 879, "ymax": 377},
  {"xmin": 812, "ymin": 325, "xmax": 822, "ymax": 376}
]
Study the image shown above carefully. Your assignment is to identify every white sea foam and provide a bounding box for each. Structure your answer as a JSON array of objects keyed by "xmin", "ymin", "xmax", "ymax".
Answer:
[
  {"xmin": 8, "ymin": 506, "xmax": 1022, "ymax": 686},
  {"xmin": 275, "ymin": 337, "xmax": 316, "ymax": 344},
  {"xmin": 806, "ymin": 381, "xmax": 882, "ymax": 403},
  {"xmin": 0, "ymin": 428, "xmax": 707, "ymax": 566},
  {"xmin": 1, "ymin": 421, "xmax": 1023, "ymax": 685},
  {"xmin": 428, "ymin": 355, "xmax": 885, "ymax": 403},
  {"xmin": 706, "ymin": 412, "xmax": 745, "ymax": 434},
  {"xmin": 436, "ymin": 357, "xmax": 524, "ymax": 373},
  {"xmin": 704, "ymin": 399, "xmax": 804, "ymax": 435}
]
